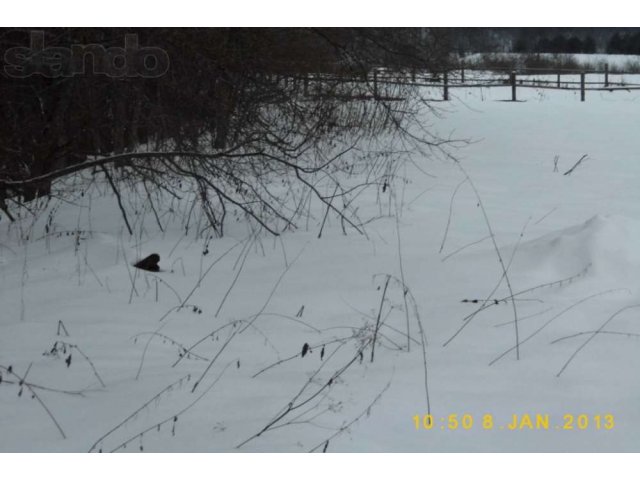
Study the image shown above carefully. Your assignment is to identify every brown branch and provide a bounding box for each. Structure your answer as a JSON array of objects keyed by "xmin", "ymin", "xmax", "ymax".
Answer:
[{"xmin": 101, "ymin": 166, "xmax": 133, "ymax": 236}]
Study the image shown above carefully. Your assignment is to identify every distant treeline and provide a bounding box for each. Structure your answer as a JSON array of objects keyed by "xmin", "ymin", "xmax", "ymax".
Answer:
[
  {"xmin": 606, "ymin": 32, "xmax": 640, "ymax": 55},
  {"xmin": 515, "ymin": 35, "xmax": 597, "ymax": 54},
  {"xmin": 451, "ymin": 28, "xmax": 640, "ymax": 55}
]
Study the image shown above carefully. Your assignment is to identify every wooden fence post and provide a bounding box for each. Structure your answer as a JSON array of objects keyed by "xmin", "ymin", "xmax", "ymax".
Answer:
[
  {"xmin": 461, "ymin": 62, "xmax": 465, "ymax": 83},
  {"xmin": 411, "ymin": 67, "xmax": 416, "ymax": 83},
  {"xmin": 510, "ymin": 71, "xmax": 516, "ymax": 101},
  {"xmin": 604, "ymin": 63, "xmax": 609, "ymax": 88},
  {"xmin": 557, "ymin": 72, "xmax": 561, "ymax": 88},
  {"xmin": 580, "ymin": 72, "xmax": 585, "ymax": 102},
  {"xmin": 443, "ymin": 71, "xmax": 449, "ymax": 101},
  {"xmin": 373, "ymin": 69, "xmax": 378, "ymax": 99}
]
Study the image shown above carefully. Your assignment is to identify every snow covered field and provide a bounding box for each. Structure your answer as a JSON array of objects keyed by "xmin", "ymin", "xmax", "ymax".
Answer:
[{"xmin": 1, "ymin": 82, "xmax": 640, "ymax": 452}]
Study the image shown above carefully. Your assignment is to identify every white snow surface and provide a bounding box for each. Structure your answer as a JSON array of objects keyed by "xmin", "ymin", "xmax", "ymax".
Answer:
[{"xmin": 1, "ymin": 82, "xmax": 640, "ymax": 452}]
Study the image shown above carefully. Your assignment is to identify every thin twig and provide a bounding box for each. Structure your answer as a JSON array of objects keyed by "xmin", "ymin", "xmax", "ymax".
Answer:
[
  {"xmin": 192, "ymin": 245, "xmax": 307, "ymax": 392},
  {"xmin": 371, "ymin": 275, "xmax": 390, "ymax": 363},
  {"xmin": 394, "ymin": 196, "xmax": 410, "ymax": 351},
  {"xmin": 439, "ymin": 178, "xmax": 467, "ymax": 253},
  {"xmin": 534, "ymin": 207, "xmax": 558, "ymax": 225},
  {"xmin": 110, "ymin": 364, "xmax": 230, "ymax": 452},
  {"xmin": 215, "ymin": 235, "xmax": 255, "ymax": 317},
  {"xmin": 447, "ymin": 161, "xmax": 521, "ymax": 358},
  {"xmin": 317, "ymin": 184, "xmax": 339, "ymax": 238},
  {"xmin": 556, "ymin": 304, "xmax": 640, "ymax": 377},
  {"xmin": 135, "ymin": 239, "xmax": 244, "ymax": 380},
  {"xmin": 132, "ymin": 332, "xmax": 210, "ymax": 362},
  {"xmin": 72, "ymin": 345, "xmax": 106, "ymax": 388},
  {"xmin": 550, "ymin": 330, "xmax": 640, "ymax": 344},
  {"xmin": 445, "ymin": 263, "xmax": 592, "ymax": 348},
  {"xmin": 0, "ymin": 365, "xmax": 66, "ymax": 439},
  {"xmin": 441, "ymin": 235, "xmax": 491, "ymax": 262},
  {"xmin": 101, "ymin": 166, "xmax": 133, "ymax": 236},
  {"xmin": 489, "ymin": 288, "xmax": 627, "ymax": 366},
  {"xmin": 89, "ymin": 374, "xmax": 191, "ymax": 452},
  {"xmin": 308, "ymin": 380, "xmax": 392, "ymax": 452},
  {"xmin": 252, "ymin": 336, "xmax": 351, "ymax": 378},
  {"xmin": 236, "ymin": 338, "xmax": 370, "ymax": 449},
  {"xmin": 563, "ymin": 154, "xmax": 588, "ymax": 176}
]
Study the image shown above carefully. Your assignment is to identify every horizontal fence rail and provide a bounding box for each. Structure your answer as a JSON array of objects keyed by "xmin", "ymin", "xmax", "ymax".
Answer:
[{"xmin": 280, "ymin": 64, "xmax": 640, "ymax": 102}]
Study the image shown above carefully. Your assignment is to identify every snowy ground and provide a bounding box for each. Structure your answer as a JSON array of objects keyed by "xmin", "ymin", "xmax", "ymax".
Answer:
[{"xmin": 1, "ymin": 82, "xmax": 640, "ymax": 452}]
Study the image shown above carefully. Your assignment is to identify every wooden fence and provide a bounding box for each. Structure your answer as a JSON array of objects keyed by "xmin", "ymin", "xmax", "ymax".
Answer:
[
  {"xmin": 427, "ymin": 64, "xmax": 640, "ymax": 102},
  {"xmin": 291, "ymin": 64, "xmax": 640, "ymax": 102}
]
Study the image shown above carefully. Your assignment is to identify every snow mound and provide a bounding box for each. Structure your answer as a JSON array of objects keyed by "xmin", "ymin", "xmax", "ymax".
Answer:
[{"xmin": 517, "ymin": 214, "xmax": 640, "ymax": 285}]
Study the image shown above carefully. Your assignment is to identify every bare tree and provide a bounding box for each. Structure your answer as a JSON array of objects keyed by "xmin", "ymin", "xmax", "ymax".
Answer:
[{"xmin": 0, "ymin": 28, "xmax": 453, "ymax": 233}]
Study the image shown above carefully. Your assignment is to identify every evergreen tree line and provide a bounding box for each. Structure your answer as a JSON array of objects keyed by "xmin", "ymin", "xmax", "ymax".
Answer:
[
  {"xmin": 606, "ymin": 31, "xmax": 640, "ymax": 55},
  {"xmin": 512, "ymin": 30, "xmax": 640, "ymax": 55},
  {"xmin": 514, "ymin": 34, "xmax": 597, "ymax": 54}
]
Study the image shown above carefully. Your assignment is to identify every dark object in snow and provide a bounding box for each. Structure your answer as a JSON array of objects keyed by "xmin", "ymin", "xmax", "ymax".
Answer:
[
  {"xmin": 134, "ymin": 253, "xmax": 160, "ymax": 272},
  {"xmin": 301, "ymin": 342, "xmax": 310, "ymax": 358}
]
